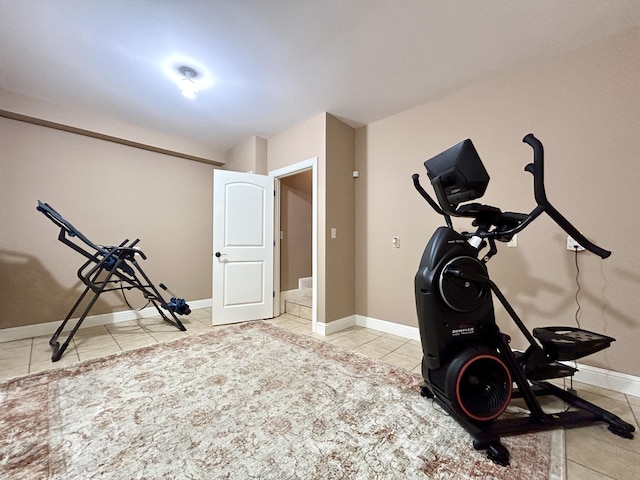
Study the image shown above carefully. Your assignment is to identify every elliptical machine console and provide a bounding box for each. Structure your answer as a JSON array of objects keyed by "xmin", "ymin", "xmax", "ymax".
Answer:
[{"xmin": 412, "ymin": 134, "xmax": 634, "ymax": 466}]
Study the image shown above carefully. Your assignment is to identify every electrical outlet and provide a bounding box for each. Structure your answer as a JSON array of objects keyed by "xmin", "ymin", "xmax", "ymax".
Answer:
[
  {"xmin": 507, "ymin": 234, "xmax": 518, "ymax": 248},
  {"xmin": 392, "ymin": 236, "xmax": 400, "ymax": 248},
  {"xmin": 567, "ymin": 235, "xmax": 585, "ymax": 251}
]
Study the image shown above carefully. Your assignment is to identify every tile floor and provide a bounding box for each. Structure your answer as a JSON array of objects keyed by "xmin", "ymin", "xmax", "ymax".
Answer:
[{"xmin": 1, "ymin": 310, "xmax": 639, "ymax": 479}]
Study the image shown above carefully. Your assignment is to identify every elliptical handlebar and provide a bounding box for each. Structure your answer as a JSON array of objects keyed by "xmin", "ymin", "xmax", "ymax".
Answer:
[
  {"xmin": 412, "ymin": 134, "xmax": 611, "ymax": 259},
  {"xmin": 522, "ymin": 134, "xmax": 611, "ymax": 259},
  {"xmin": 412, "ymin": 174, "xmax": 454, "ymax": 229},
  {"xmin": 412, "ymin": 174, "xmax": 445, "ymax": 216},
  {"xmin": 522, "ymin": 134, "xmax": 547, "ymax": 206}
]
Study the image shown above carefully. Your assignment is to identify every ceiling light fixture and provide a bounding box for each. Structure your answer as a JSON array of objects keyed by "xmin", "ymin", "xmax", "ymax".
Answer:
[{"xmin": 178, "ymin": 66, "xmax": 198, "ymax": 99}]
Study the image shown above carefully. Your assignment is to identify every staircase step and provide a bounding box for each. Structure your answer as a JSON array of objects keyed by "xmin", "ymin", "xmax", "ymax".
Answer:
[{"xmin": 285, "ymin": 295, "xmax": 312, "ymax": 320}]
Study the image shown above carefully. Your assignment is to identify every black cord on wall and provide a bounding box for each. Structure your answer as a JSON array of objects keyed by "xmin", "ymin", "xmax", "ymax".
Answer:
[
  {"xmin": 573, "ymin": 246, "xmax": 581, "ymax": 328},
  {"xmin": 565, "ymin": 246, "xmax": 583, "ymax": 395}
]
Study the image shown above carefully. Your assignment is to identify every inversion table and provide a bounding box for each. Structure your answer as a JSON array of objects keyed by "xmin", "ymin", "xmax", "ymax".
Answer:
[{"xmin": 37, "ymin": 201, "xmax": 190, "ymax": 361}]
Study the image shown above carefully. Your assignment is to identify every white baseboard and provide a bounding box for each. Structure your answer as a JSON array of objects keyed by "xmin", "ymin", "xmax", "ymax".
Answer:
[
  {"xmin": 318, "ymin": 314, "xmax": 640, "ymax": 398},
  {"xmin": 316, "ymin": 315, "xmax": 356, "ymax": 336},
  {"xmin": 315, "ymin": 315, "xmax": 422, "ymax": 339},
  {"xmin": 563, "ymin": 362, "xmax": 640, "ymax": 398},
  {"xmin": 355, "ymin": 315, "xmax": 421, "ymax": 341},
  {"xmin": 0, "ymin": 298, "xmax": 212, "ymax": 343}
]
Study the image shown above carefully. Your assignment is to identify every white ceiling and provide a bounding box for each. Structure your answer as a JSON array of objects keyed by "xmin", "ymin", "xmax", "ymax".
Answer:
[{"xmin": 2, "ymin": 0, "xmax": 639, "ymax": 151}]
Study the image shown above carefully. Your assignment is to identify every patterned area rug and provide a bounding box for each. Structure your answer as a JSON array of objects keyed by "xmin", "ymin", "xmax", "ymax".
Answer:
[{"xmin": 0, "ymin": 321, "xmax": 564, "ymax": 479}]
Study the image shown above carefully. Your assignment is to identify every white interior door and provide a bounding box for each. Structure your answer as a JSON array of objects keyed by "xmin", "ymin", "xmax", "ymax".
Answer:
[{"xmin": 212, "ymin": 170, "xmax": 274, "ymax": 325}]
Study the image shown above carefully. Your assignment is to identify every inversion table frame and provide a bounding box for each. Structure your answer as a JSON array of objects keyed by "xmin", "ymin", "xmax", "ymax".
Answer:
[{"xmin": 37, "ymin": 201, "xmax": 189, "ymax": 361}]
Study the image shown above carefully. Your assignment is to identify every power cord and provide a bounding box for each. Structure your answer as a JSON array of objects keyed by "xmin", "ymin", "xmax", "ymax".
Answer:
[
  {"xmin": 568, "ymin": 246, "xmax": 581, "ymax": 396},
  {"xmin": 430, "ymin": 398, "xmax": 450, "ymax": 417},
  {"xmin": 573, "ymin": 246, "xmax": 581, "ymax": 328}
]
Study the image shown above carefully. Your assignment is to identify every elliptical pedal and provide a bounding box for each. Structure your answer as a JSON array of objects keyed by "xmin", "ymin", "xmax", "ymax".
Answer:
[
  {"xmin": 533, "ymin": 326, "xmax": 615, "ymax": 361},
  {"xmin": 514, "ymin": 346, "xmax": 578, "ymax": 381},
  {"xmin": 524, "ymin": 361, "xmax": 577, "ymax": 381}
]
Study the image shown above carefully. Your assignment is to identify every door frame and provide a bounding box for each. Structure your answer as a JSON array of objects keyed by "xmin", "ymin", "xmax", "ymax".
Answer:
[{"xmin": 269, "ymin": 157, "xmax": 318, "ymax": 332}]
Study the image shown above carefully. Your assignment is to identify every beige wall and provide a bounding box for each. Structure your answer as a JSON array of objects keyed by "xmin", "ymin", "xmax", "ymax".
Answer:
[
  {"xmin": 325, "ymin": 114, "xmax": 356, "ymax": 322},
  {"xmin": 0, "ymin": 108, "xmax": 356, "ymax": 331},
  {"xmin": 224, "ymin": 135, "xmax": 268, "ymax": 174},
  {"xmin": 268, "ymin": 114, "xmax": 327, "ymax": 323},
  {"xmin": 267, "ymin": 113, "xmax": 327, "ymax": 172},
  {"xmin": 279, "ymin": 171, "xmax": 312, "ymax": 291},
  {"xmin": 0, "ymin": 117, "xmax": 216, "ymax": 328},
  {"xmin": 1, "ymin": 89, "xmax": 225, "ymax": 164},
  {"xmin": 355, "ymin": 27, "xmax": 640, "ymax": 376},
  {"xmin": 268, "ymin": 113, "xmax": 356, "ymax": 324}
]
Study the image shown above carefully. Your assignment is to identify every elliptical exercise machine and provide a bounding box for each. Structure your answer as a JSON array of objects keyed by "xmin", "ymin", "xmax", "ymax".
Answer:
[{"xmin": 412, "ymin": 134, "xmax": 634, "ymax": 466}]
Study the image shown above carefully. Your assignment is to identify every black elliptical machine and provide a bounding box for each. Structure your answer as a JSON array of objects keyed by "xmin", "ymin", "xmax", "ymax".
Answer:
[{"xmin": 412, "ymin": 134, "xmax": 634, "ymax": 466}]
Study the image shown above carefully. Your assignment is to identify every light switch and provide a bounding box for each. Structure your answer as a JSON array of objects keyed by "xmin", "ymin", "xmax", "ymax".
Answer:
[{"xmin": 331, "ymin": 228, "xmax": 337, "ymax": 239}]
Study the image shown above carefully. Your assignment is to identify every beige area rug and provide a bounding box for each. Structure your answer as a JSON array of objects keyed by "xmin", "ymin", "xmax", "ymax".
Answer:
[{"xmin": 1, "ymin": 321, "xmax": 564, "ymax": 479}]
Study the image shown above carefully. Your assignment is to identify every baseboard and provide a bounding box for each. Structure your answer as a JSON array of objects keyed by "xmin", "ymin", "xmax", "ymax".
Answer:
[
  {"xmin": 316, "ymin": 315, "xmax": 421, "ymax": 340},
  {"xmin": 0, "ymin": 298, "xmax": 212, "ymax": 343},
  {"xmin": 563, "ymin": 362, "xmax": 640, "ymax": 398},
  {"xmin": 316, "ymin": 315, "xmax": 356, "ymax": 336},
  {"xmin": 322, "ymin": 314, "xmax": 640, "ymax": 398},
  {"xmin": 355, "ymin": 315, "xmax": 421, "ymax": 341}
]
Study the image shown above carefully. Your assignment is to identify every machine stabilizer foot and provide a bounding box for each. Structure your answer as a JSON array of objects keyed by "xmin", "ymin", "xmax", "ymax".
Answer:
[
  {"xmin": 473, "ymin": 439, "xmax": 510, "ymax": 467},
  {"xmin": 420, "ymin": 385, "xmax": 434, "ymax": 398},
  {"xmin": 51, "ymin": 342, "xmax": 64, "ymax": 362},
  {"xmin": 608, "ymin": 423, "xmax": 635, "ymax": 439}
]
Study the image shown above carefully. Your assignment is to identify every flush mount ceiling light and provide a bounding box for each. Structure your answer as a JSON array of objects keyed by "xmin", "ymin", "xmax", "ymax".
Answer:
[
  {"xmin": 178, "ymin": 66, "xmax": 198, "ymax": 99},
  {"xmin": 162, "ymin": 57, "xmax": 214, "ymax": 97}
]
